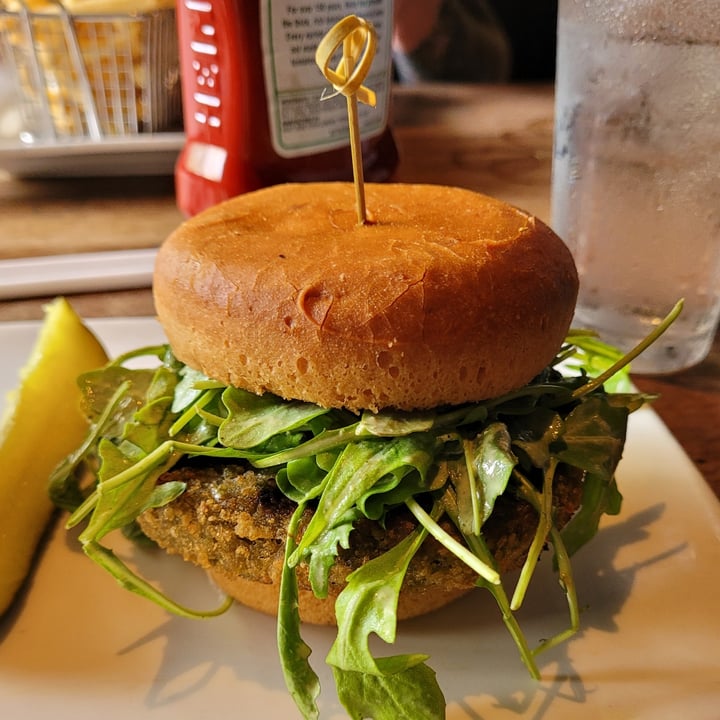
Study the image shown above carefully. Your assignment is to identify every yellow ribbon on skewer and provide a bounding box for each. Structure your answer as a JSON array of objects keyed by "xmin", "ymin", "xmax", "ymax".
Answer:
[
  {"xmin": 315, "ymin": 15, "xmax": 378, "ymax": 225},
  {"xmin": 316, "ymin": 15, "xmax": 377, "ymax": 106}
]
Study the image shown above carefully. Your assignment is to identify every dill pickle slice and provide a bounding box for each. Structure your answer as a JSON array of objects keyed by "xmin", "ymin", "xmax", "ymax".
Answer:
[{"xmin": 0, "ymin": 297, "xmax": 108, "ymax": 616}]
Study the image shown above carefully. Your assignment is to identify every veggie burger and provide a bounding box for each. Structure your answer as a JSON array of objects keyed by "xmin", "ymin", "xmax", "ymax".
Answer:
[{"xmin": 53, "ymin": 182, "xmax": 643, "ymax": 719}]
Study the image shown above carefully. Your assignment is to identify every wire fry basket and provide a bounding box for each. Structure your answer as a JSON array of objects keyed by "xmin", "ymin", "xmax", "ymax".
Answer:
[{"xmin": 0, "ymin": 0, "xmax": 181, "ymax": 141}]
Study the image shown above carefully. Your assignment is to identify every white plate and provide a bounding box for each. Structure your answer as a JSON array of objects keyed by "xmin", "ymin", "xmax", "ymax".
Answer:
[
  {"xmin": 0, "ymin": 134, "xmax": 184, "ymax": 178},
  {"xmin": 1, "ymin": 317, "xmax": 719, "ymax": 720}
]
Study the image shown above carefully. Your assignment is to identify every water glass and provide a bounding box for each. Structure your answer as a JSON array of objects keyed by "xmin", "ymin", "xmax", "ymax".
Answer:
[{"xmin": 551, "ymin": 0, "xmax": 720, "ymax": 373}]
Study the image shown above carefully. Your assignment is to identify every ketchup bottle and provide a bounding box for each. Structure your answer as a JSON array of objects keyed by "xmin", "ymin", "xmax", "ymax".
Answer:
[{"xmin": 174, "ymin": 0, "xmax": 398, "ymax": 217}]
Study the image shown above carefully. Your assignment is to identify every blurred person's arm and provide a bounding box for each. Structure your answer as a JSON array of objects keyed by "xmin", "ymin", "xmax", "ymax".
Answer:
[{"xmin": 392, "ymin": 0, "xmax": 511, "ymax": 83}]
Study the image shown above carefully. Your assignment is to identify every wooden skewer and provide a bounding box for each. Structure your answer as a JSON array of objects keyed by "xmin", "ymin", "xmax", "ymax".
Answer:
[{"xmin": 315, "ymin": 15, "xmax": 378, "ymax": 225}]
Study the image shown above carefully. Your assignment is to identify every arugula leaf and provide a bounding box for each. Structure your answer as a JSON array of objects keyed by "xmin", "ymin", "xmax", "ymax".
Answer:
[
  {"xmin": 326, "ymin": 524, "xmax": 429, "ymax": 675},
  {"xmin": 277, "ymin": 504, "xmax": 321, "ymax": 720},
  {"xmin": 560, "ymin": 472, "xmax": 623, "ymax": 557},
  {"xmin": 454, "ymin": 423, "xmax": 516, "ymax": 536},
  {"xmin": 325, "ymin": 514, "xmax": 446, "ymax": 718},
  {"xmin": 288, "ymin": 435, "xmax": 436, "ymax": 572},
  {"xmin": 513, "ymin": 475, "xmax": 580, "ymax": 654},
  {"xmin": 406, "ymin": 496, "xmax": 499, "ymax": 585},
  {"xmin": 219, "ymin": 387, "xmax": 330, "ymax": 450},
  {"xmin": 569, "ymin": 300, "xmax": 683, "ymax": 401},
  {"xmin": 557, "ymin": 395, "xmax": 629, "ymax": 478},
  {"xmin": 171, "ymin": 365, "xmax": 217, "ymax": 413},
  {"xmin": 561, "ymin": 330, "xmax": 632, "ymax": 393},
  {"xmin": 276, "ymin": 455, "xmax": 329, "ymax": 502},
  {"xmin": 511, "ymin": 458, "xmax": 558, "ymax": 611},
  {"xmin": 78, "ymin": 365, "xmax": 155, "ymax": 432},
  {"xmin": 306, "ymin": 508, "xmax": 360, "ymax": 598},
  {"xmin": 509, "ymin": 407, "xmax": 564, "ymax": 470},
  {"xmin": 78, "ymin": 370, "xmax": 183, "ymax": 543},
  {"xmin": 441, "ymin": 490, "xmax": 541, "ymax": 679},
  {"xmin": 79, "ymin": 440, "xmax": 180, "ymax": 543},
  {"xmin": 83, "ymin": 540, "xmax": 232, "ymax": 619},
  {"xmin": 49, "ymin": 379, "xmax": 132, "ymax": 512},
  {"xmin": 169, "ymin": 386, "xmax": 225, "ymax": 439},
  {"xmin": 252, "ymin": 423, "xmax": 360, "ymax": 468},
  {"xmin": 333, "ymin": 663, "xmax": 446, "ymax": 720}
]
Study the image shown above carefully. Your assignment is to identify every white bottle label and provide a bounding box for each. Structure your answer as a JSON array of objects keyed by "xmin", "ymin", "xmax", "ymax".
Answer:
[{"xmin": 260, "ymin": 0, "xmax": 393, "ymax": 158}]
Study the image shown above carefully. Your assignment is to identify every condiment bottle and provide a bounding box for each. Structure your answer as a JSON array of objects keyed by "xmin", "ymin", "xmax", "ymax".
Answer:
[{"xmin": 174, "ymin": 0, "xmax": 398, "ymax": 217}]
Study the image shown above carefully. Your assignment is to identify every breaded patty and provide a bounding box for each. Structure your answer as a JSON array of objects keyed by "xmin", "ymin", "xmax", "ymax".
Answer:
[{"xmin": 138, "ymin": 459, "xmax": 584, "ymax": 623}]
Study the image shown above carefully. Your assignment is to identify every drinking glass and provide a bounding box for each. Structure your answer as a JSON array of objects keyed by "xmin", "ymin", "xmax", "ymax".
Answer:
[{"xmin": 551, "ymin": 0, "xmax": 720, "ymax": 373}]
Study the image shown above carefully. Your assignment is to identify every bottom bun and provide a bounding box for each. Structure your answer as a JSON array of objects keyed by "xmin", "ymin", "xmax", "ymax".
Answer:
[
  {"xmin": 208, "ymin": 569, "xmax": 472, "ymax": 625},
  {"xmin": 139, "ymin": 461, "xmax": 584, "ymax": 625}
]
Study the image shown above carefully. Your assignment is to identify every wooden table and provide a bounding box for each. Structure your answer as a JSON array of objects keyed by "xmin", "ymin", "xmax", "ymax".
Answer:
[{"xmin": 1, "ymin": 83, "xmax": 718, "ymax": 499}]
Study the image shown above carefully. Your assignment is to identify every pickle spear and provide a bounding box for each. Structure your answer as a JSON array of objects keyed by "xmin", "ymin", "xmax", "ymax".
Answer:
[{"xmin": 0, "ymin": 298, "xmax": 108, "ymax": 616}]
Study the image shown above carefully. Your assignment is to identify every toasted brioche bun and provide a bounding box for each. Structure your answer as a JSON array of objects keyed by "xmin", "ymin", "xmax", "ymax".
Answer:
[{"xmin": 153, "ymin": 182, "xmax": 578, "ymax": 412}]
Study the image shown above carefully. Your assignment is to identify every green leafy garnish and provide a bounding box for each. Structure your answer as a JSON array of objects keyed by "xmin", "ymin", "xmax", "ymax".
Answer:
[
  {"xmin": 278, "ymin": 503, "xmax": 322, "ymax": 719},
  {"xmin": 49, "ymin": 302, "xmax": 682, "ymax": 719},
  {"xmin": 327, "ymin": 516, "xmax": 446, "ymax": 719}
]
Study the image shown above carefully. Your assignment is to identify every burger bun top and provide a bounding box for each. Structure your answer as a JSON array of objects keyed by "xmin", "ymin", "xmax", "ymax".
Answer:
[{"xmin": 153, "ymin": 182, "xmax": 578, "ymax": 411}]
